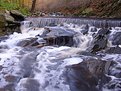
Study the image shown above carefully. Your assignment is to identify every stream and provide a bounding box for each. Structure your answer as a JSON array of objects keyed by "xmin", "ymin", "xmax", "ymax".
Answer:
[{"xmin": 0, "ymin": 17, "xmax": 121, "ymax": 91}]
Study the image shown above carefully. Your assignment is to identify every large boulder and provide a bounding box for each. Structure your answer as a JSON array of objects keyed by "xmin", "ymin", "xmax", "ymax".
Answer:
[
  {"xmin": 0, "ymin": 9, "xmax": 24, "ymax": 36},
  {"xmin": 10, "ymin": 10, "xmax": 25, "ymax": 21},
  {"xmin": 89, "ymin": 28, "xmax": 110, "ymax": 53},
  {"xmin": 65, "ymin": 58, "xmax": 112, "ymax": 91},
  {"xmin": 43, "ymin": 27, "xmax": 75, "ymax": 46},
  {"xmin": 5, "ymin": 12, "xmax": 15, "ymax": 23},
  {"xmin": 5, "ymin": 10, "xmax": 21, "ymax": 26}
]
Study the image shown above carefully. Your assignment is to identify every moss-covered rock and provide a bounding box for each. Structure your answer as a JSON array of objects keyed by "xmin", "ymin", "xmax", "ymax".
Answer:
[
  {"xmin": 0, "ymin": 8, "xmax": 6, "ymax": 28},
  {"xmin": 0, "ymin": 8, "xmax": 24, "ymax": 36}
]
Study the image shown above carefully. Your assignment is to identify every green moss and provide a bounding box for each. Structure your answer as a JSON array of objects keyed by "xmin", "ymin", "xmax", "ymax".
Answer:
[
  {"xmin": 19, "ymin": 8, "xmax": 30, "ymax": 16},
  {"xmin": 0, "ymin": 0, "xmax": 30, "ymax": 16},
  {"xmin": 72, "ymin": 7, "xmax": 94, "ymax": 17},
  {"xmin": 0, "ymin": 0, "xmax": 19, "ymax": 10},
  {"xmin": 81, "ymin": 8, "xmax": 94, "ymax": 16}
]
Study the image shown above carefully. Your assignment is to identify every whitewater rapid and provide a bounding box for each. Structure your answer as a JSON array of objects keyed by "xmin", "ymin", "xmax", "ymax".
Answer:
[{"xmin": 0, "ymin": 21, "xmax": 121, "ymax": 91}]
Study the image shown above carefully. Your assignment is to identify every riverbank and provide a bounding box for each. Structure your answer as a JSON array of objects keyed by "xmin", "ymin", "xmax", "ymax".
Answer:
[
  {"xmin": 33, "ymin": 0, "xmax": 121, "ymax": 18},
  {"xmin": 0, "ymin": 8, "xmax": 25, "ymax": 36}
]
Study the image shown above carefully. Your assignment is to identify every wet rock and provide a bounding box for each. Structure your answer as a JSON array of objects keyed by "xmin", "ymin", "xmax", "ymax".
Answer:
[
  {"xmin": 44, "ymin": 36, "xmax": 74, "ymax": 46},
  {"xmin": 91, "ymin": 35, "xmax": 108, "ymax": 53},
  {"xmin": 0, "ymin": 36, "xmax": 8, "ymax": 42},
  {"xmin": 97, "ymin": 28, "xmax": 110, "ymax": 36},
  {"xmin": 90, "ymin": 27, "xmax": 97, "ymax": 32},
  {"xmin": 104, "ymin": 79, "xmax": 121, "ymax": 90},
  {"xmin": 43, "ymin": 27, "xmax": 75, "ymax": 46},
  {"xmin": 2, "ymin": 84, "xmax": 15, "ymax": 91},
  {"xmin": 105, "ymin": 46, "xmax": 121, "ymax": 54},
  {"xmin": 0, "ymin": 65, "xmax": 3, "ymax": 71},
  {"xmin": 45, "ymin": 27, "xmax": 75, "ymax": 37},
  {"xmin": 4, "ymin": 75, "xmax": 17, "ymax": 82},
  {"xmin": 78, "ymin": 51, "xmax": 95, "ymax": 56},
  {"xmin": 17, "ymin": 38, "xmax": 39, "ymax": 47},
  {"xmin": 38, "ymin": 27, "xmax": 51, "ymax": 37},
  {"xmin": 0, "ymin": 88, "xmax": 4, "ymax": 91},
  {"xmin": 65, "ymin": 58, "xmax": 112, "ymax": 91},
  {"xmin": 89, "ymin": 28, "xmax": 110, "ymax": 53},
  {"xmin": 80, "ymin": 24, "xmax": 89, "ymax": 34},
  {"xmin": 19, "ymin": 52, "xmax": 38, "ymax": 77},
  {"xmin": 48, "ymin": 23, "xmax": 57, "ymax": 26},
  {"xmin": 108, "ymin": 62, "xmax": 121, "ymax": 78},
  {"xmin": 111, "ymin": 32, "xmax": 121, "ymax": 45},
  {"xmin": 10, "ymin": 10, "xmax": 25, "ymax": 21},
  {"xmin": 80, "ymin": 29, "xmax": 88, "ymax": 35}
]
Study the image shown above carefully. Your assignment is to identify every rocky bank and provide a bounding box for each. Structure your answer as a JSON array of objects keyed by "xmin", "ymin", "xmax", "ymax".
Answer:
[
  {"xmin": 0, "ymin": 8, "xmax": 25, "ymax": 36},
  {"xmin": 33, "ymin": 0, "xmax": 121, "ymax": 18}
]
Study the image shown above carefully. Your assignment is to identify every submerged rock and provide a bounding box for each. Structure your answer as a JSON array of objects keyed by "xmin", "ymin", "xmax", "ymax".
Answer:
[
  {"xmin": 4, "ymin": 75, "xmax": 17, "ymax": 82},
  {"xmin": 17, "ymin": 78, "xmax": 40, "ymax": 91},
  {"xmin": 105, "ymin": 46, "xmax": 121, "ymax": 54},
  {"xmin": 104, "ymin": 79, "xmax": 121, "ymax": 90},
  {"xmin": 19, "ymin": 52, "xmax": 38, "ymax": 77},
  {"xmin": 90, "ymin": 27, "xmax": 97, "ymax": 32},
  {"xmin": 1, "ymin": 84, "xmax": 15, "ymax": 91},
  {"xmin": 17, "ymin": 38, "xmax": 39, "ymax": 47},
  {"xmin": 108, "ymin": 61, "xmax": 121, "ymax": 78},
  {"xmin": 111, "ymin": 32, "xmax": 121, "ymax": 45}
]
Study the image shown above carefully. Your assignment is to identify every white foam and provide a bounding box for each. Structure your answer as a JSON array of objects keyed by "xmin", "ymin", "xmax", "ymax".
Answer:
[
  {"xmin": 0, "ymin": 23, "xmax": 121, "ymax": 91},
  {"xmin": 63, "ymin": 57, "xmax": 83, "ymax": 65}
]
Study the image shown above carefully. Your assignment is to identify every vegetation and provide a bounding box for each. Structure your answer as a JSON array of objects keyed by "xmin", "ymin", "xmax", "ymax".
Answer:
[{"xmin": 0, "ymin": 0, "xmax": 30, "ymax": 15}]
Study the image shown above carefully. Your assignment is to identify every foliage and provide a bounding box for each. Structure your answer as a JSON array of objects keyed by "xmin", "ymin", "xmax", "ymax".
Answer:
[
  {"xmin": 0, "ymin": 0, "xmax": 30, "ymax": 16},
  {"xmin": 81, "ymin": 8, "xmax": 94, "ymax": 16}
]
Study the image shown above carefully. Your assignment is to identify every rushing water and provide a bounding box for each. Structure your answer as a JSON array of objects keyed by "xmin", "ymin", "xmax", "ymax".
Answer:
[{"xmin": 0, "ymin": 18, "xmax": 121, "ymax": 91}]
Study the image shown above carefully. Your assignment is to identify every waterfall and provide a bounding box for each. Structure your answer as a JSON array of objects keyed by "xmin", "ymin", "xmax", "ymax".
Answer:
[{"xmin": 25, "ymin": 17, "xmax": 121, "ymax": 28}]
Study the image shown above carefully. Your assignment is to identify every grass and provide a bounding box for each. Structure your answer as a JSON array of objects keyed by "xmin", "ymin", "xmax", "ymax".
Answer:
[{"xmin": 0, "ymin": 0, "xmax": 30, "ymax": 16}]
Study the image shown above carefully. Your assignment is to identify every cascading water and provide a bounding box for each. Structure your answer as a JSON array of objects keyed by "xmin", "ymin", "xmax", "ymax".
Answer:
[
  {"xmin": 26, "ymin": 17, "xmax": 121, "ymax": 28},
  {"xmin": 0, "ymin": 18, "xmax": 121, "ymax": 91}
]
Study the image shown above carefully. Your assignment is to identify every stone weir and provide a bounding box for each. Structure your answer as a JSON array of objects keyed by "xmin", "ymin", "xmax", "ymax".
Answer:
[{"xmin": 25, "ymin": 17, "xmax": 121, "ymax": 28}]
